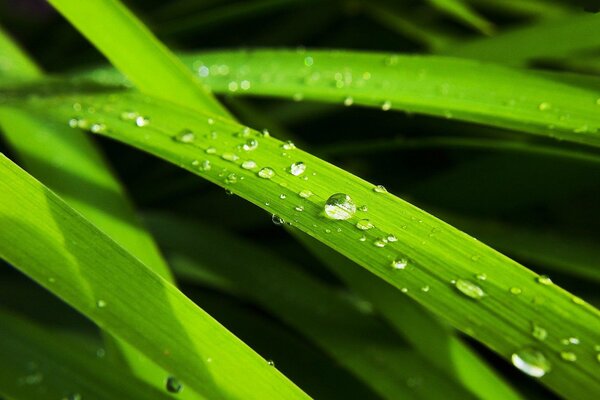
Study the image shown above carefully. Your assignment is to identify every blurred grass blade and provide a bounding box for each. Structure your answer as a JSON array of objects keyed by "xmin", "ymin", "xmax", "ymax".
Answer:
[
  {"xmin": 0, "ymin": 26, "xmax": 42, "ymax": 78},
  {"xmin": 426, "ymin": 0, "xmax": 494, "ymax": 35},
  {"xmin": 4, "ymin": 87, "xmax": 600, "ymax": 399},
  {"xmin": 440, "ymin": 13, "xmax": 600, "ymax": 65},
  {"xmin": 0, "ymin": 309, "xmax": 173, "ymax": 400},
  {"xmin": 147, "ymin": 213, "xmax": 476, "ymax": 400},
  {"xmin": 47, "ymin": 0, "xmax": 227, "ymax": 116},
  {"xmin": 0, "ymin": 154, "xmax": 309, "ymax": 400},
  {"xmin": 291, "ymin": 231, "xmax": 523, "ymax": 400}
]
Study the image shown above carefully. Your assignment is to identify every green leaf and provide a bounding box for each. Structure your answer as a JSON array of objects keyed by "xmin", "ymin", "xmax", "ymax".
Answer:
[
  {"xmin": 47, "ymin": 0, "xmax": 228, "ymax": 116},
  {"xmin": 4, "ymin": 87, "xmax": 599, "ymax": 399},
  {"xmin": 0, "ymin": 153, "xmax": 309, "ymax": 400},
  {"xmin": 0, "ymin": 309, "xmax": 173, "ymax": 400},
  {"xmin": 426, "ymin": 0, "xmax": 495, "ymax": 35}
]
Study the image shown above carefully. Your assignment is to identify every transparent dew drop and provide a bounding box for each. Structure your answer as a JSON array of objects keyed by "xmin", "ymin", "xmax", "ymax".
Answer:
[
  {"xmin": 174, "ymin": 130, "xmax": 195, "ymax": 143},
  {"xmin": 560, "ymin": 351, "xmax": 577, "ymax": 362},
  {"xmin": 222, "ymin": 153, "xmax": 239, "ymax": 162},
  {"xmin": 194, "ymin": 160, "xmax": 211, "ymax": 172},
  {"xmin": 96, "ymin": 300, "xmax": 107, "ymax": 308},
  {"xmin": 166, "ymin": 376, "xmax": 183, "ymax": 394},
  {"xmin": 387, "ymin": 234, "xmax": 397, "ymax": 242},
  {"xmin": 359, "ymin": 235, "xmax": 367, "ymax": 242},
  {"xmin": 531, "ymin": 323, "xmax": 548, "ymax": 341},
  {"xmin": 282, "ymin": 140, "xmax": 296, "ymax": 150},
  {"xmin": 267, "ymin": 360, "xmax": 276, "ymax": 367},
  {"xmin": 65, "ymin": 393, "xmax": 82, "ymax": 400},
  {"xmin": 90, "ymin": 123, "xmax": 106, "ymax": 133},
  {"xmin": 510, "ymin": 287, "xmax": 522, "ymax": 295},
  {"xmin": 391, "ymin": 258, "xmax": 407, "ymax": 270},
  {"xmin": 294, "ymin": 205, "xmax": 304, "ymax": 212},
  {"xmin": 242, "ymin": 139, "xmax": 258, "ymax": 151},
  {"xmin": 225, "ymin": 173, "xmax": 238, "ymax": 184},
  {"xmin": 454, "ymin": 279, "xmax": 485, "ymax": 299},
  {"xmin": 511, "ymin": 347, "xmax": 551, "ymax": 378},
  {"xmin": 343, "ymin": 96, "xmax": 354, "ymax": 106},
  {"xmin": 421, "ymin": 285, "xmax": 430, "ymax": 292},
  {"xmin": 299, "ymin": 189, "xmax": 313, "ymax": 198},
  {"xmin": 205, "ymin": 147, "xmax": 217, "ymax": 154},
  {"xmin": 358, "ymin": 205, "xmax": 368, "ymax": 212},
  {"xmin": 374, "ymin": 239, "xmax": 387, "ymax": 248},
  {"xmin": 536, "ymin": 275, "xmax": 552, "ymax": 285},
  {"xmin": 476, "ymin": 273, "xmax": 487, "ymax": 281},
  {"xmin": 241, "ymin": 160, "xmax": 257, "ymax": 170},
  {"xmin": 207, "ymin": 117, "xmax": 215, "ymax": 125},
  {"xmin": 272, "ymin": 215, "xmax": 284, "ymax": 226},
  {"xmin": 258, "ymin": 167, "xmax": 275, "ymax": 179},
  {"xmin": 381, "ymin": 100, "xmax": 392, "ymax": 111},
  {"xmin": 324, "ymin": 193, "xmax": 356, "ymax": 220},
  {"xmin": 356, "ymin": 219, "xmax": 374, "ymax": 230},
  {"xmin": 289, "ymin": 162, "xmax": 306, "ymax": 176},
  {"xmin": 279, "ymin": 194, "xmax": 287, "ymax": 200},
  {"xmin": 538, "ymin": 102, "xmax": 551, "ymax": 111},
  {"xmin": 262, "ymin": 129, "xmax": 270, "ymax": 137},
  {"xmin": 373, "ymin": 185, "xmax": 388, "ymax": 193},
  {"xmin": 135, "ymin": 116, "xmax": 149, "ymax": 127}
]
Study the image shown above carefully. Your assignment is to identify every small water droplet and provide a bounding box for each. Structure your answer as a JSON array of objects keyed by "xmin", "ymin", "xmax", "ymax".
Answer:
[
  {"xmin": 359, "ymin": 235, "xmax": 367, "ymax": 242},
  {"xmin": 304, "ymin": 56, "xmax": 314, "ymax": 67},
  {"xmin": 476, "ymin": 273, "xmax": 487, "ymax": 281},
  {"xmin": 241, "ymin": 160, "xmax": 257, "ymax": 170},
  {"xmin": 272, "ymin": 215, "xmax": 284, "ymax": 226},
  {"xmin": 294, "ymin": 205, "xmax": 304, "ymax": 212},
  {"xmin": 358, "ymin": 205, "xmax": 368, "ymax": 212},
  {"xmin": 120, "ymin": 111, "xmax": 138, "ymax": 120},
  {"xmin": 381, "ymin": 100, "xmax": 392, "ymax": 111},
  {"xmin": 205, "ymin": 147, "xmax": 217, "ymax": 154},
  {"xmin": 373, "ymin": 185, "xmax": 388, "ymax": 193},
  {"xmin": 387, "ymin": 234, "xmax": 397, "ymax": 242},
  {"xmin": 267, "ymin": 359, "xmax": 276, "ymax": 366},
  {"xmin": 324, "ymin": 193, "xmax": 356, "ymax": 220},
  {"xmin": 374, "ymin": 239, "xmax": 387, "ymax": 248},
  {"xmin": 455, "ymin": 279, "xmax": 485, "ymax": 299},
  {"xmin": 511, "ymin": 347, "xmax": 551, "ymax": 377},
  {"xmin": 560, "ymin": 351, "xmax": 577, "ymax": 362},
  {"xmin": 225, "ymin": 173, "xmax": 238, "ymax": 184},
  {"xmin": 242, "ymin": 139, "xmax": 258, "ymax": 151},
  {"xmin": 536, "ymin": 275, "xmax": 552, "ymax": 285},
  {"xmin": 561, "ymin": 337, "xmax": 580, "ymax": 345},
  {"xmin": 510, "ymin": 287, "xmax": 522, "ymax": 295},
  {"xmin": 90, "ymin": 123, "xmax": 106, "ymax": 133},
  {"xmin": 299, "ymin": 189, "xmax": 313, "ymax": 198},
  {"xmin": 262, "ymin": 128, "xmax": 270, "ymax": 137},
  {"xmin": 572, "ymin": 296, "xmax": 585, "ymax": 305},
  {"xmin": 391, "ymin": 258, "xmax": 407, "ymax": 270},
  {"xmin": 166, "ymin": 376, "xmax": 183, "ymax": 394},
  {"xmin": 96, "ymin": 300, "xmax": 107, "ymax": 308},
  {"xmin": 193, "ymin": 159, "xmax": 211, "ymax": 171},
  {"xmin": 207, "ymin": 117, "xmax": 215, "ymax": 125},
  {"xmin": 279, "ymin": 194, "xmax": 287, "ymax": 199},
  {"xmin": 282, "ymin": 140, "xmax": 296, "ymax": 150},
  {"xmin": 289, "ymin": 162, "xmax": 306, "ymax": 176},
  {"xmin": 343, "ymin": 96, "xmax": 354, "ymax": 106},
  {"xmin": 221, "ymin": 153, "xmax": 239, "ymax": 162},
  {"xmin": 258, "ymin": 167, "xmax": 275, "ymax": 179},
  {"xmin": 135, "ymin": 116, "xmax": 149, "ymax": 127},
  {"xmin": 356, "ymin": 219, "xmax": 374, "ymax": 230},
  {"xmin": 421, "ymin": 285, "xmax": 430, "ymax": 292},
  {"xmin": 174, "ymin": 130, "xmax": 195, "ymax": 143},
  {"xmin": 531, "ymin": 323, "xmax": 547, "ymax": 341},
  {"xmin": 538, "ymin": 102, "xmax": 552, "ymax": 111}
]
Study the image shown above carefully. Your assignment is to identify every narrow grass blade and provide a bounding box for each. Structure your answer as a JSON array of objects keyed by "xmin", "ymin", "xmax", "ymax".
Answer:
[
  {"xmin": 0, "ymin": 154, "xmax": 309, "ymax": 400},
  {"xmin": 4, "ymin": 88, "xmax": 599, "ymax": 399},
  {"xmin": 426, "ymin": 0, "xmax": 495, "ymax": 35},
  {"xmin": 147, "ymin": 213, "xmax": 477, "ymax": 400},
  {"xmin": 0, "ymin": 309, "xmax": 173, "ymax": 400},
  {"xmin": 47, "ymin": 0, "xmax": 228, "ymax": 116}
]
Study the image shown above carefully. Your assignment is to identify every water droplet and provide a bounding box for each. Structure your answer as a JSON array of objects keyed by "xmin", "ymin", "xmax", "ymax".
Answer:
[
  {"xmin": 373, "ymin": 185, "xmax": 387, "ymax": 193},
  {"xmin": 511, "ymin": 347, "xmax": 551, "ymax": 377},
  {"xmin": 241, "ymin": 160, "xmax": 257, "ymax": 170},
  {"xmin": 476, "ymin": 273, "xmax": 487, "ymax": 281},
  {"xmin": 359, "ymin": 235, "xmax": 367, "ymax": 242},
  {"xmin": 536, "ymin": 275, "xmax": 552, "ymax": 285},
  {"xmin": 381, "ymin": 100, "xmax": 392, "ymax": 111},
  {"xmin": 356, "ymin": 219, "xmax": 374, "ymax": 230},
  {"xmin": 572, "ymin": 296, "xmax": 585, "ymax": 305},
  {"xmin": 304, "ymin": 56, "xmax": 314, "ymax": 67},
  {"xmin": 391, "ymin": 258, "xmax": 407, "ymax": 270},
  {"xmin": 166, "ymin": 376, "xmax": 183, "ymax": 394},
  {"xmin": 358, "ymin": 205, "xmax": 368, "ymax": 212},
  {"xmin": 298, "ymin": 189, "xmax": 313, "ymax": 199},
  {"xmin": 205, "ymin": 147, "xmax": 217, "ymax": 154},
  {"xmin": 289, "ymin": 162, "xmax": 306, "ymax": 176},
  {"xmin": 538, "ymin": 102, "xmax": 551, "ymax": 111},
  {"xmin": 258, "ymin": 167, "xmax": 275, "ymax": 179},
  {"xmin": 242, "ymin": 139, "xmax": 258, "ymax": 151},
  {"xmin": 90, "ymin": 123, "xmax": 106, "ymax": 133},
  {"xmin": 222, "ymin": 153, "xmax": 239, "ymax": 162},
  {"xmin": 343, "ymin": 96, "xmax": 354, "ymax": 106},
  {"xmin": 279, "ymin": 194, "xmax": 287, "ymax": 199},
  {"xmin": 96, "ymin": 300, "xmax": 107, "ymax": 308},
  {"xmin": 531, "ymin": 323, "xmax": 547, "ymax": 341},
  {"xmin": 135, "ymin": 116, "xmax": 149, "ymax": 127},
  {"xmin": 262, "ymin": 129, "xmax": 270, "ymax": 137},
  {"xmin": 510, "ymin": 287, "xmax": 522, "ymax": 295},
  {"xmin": 561, "ymin": 337, "xmax": 580, "ymax": 345},
  {"xmin": 240, "ymin": 80, "xmax": 251, "ymax": 90},
  {"xmin": 455, "ymin": 279, "xmax": 485, "ymax": 299},
  {"xmin": 324, "ymin": 193, "xmax": 356, "ymax": 220},
  {"xmin": 120, "ymin": 111, "xmax": 138, "ymax": 120},
  {"xmin": 267, "ymin": 359, "xmax": 276, "ymax": 366},
  {"xmin": 282, "ymin": 140, "xmax": 296, "ymax": 150},
  {"xmin": 560, "ymin": 351, "xmax": 577, "ymax": 362},
  {"xmin": 225, "ymin": 173, "xmax": 238, "ymax": 184},
  {"xmin": 421, "ymin": 285, "xmax": 430, "ymax": 292},
  {"xmin": 192, "ymin": 160, "xmax": 211, "ymax": 172},
  {"xmin": 294, "ymin": 205, "xmax": 304, "ymax": 212},
  {"xmin": 373, "ymin": 239, "xmax": 387, "ymax": 248},
  {"xmin": 387, "ymin": 234, "xmax": 397, "ymax": 242},
  {"xmin": 228, "ymin": 81, "xmax": 238, "ymax": 92},
  {"xmin": 174, "ymin": 130, "xmax": 195, "ymax": 143}
]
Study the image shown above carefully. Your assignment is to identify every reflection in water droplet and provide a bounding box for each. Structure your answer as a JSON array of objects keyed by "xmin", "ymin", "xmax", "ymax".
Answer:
[
  {"xmin": 511, "ymin": 347, "xmax": 551, "ymax": 378},
  {"xmin": 272, "ymin": 215, "xmax": 284, "ymax": 226},
  {"xmin": 324, "ymin": 193, "xmax": 356, "ymax": 220},
  {"xmin": 289, "ymin": 162, "xmax": 306, "ymax": 176},
  {"xmin": 166, "ymin": 376, "xmax": 183, "ymax": 394},
  {"xmin": 455, "ymin": 279, "xmax": 485, "ymax": 299},
  {"xmin": 387, "ymin": 234, "xmax": 397, "ymax": 242},
  {"xmin": 242, "ymin": 139, "xmax": 258, "ymax": 151},
  {"xmin": 258, "ymin": 168, "xmax": 275, "ymax": 179},
  {"xmin": 135, "ymin": 116, "xmax": 149, "ymax": 127}
]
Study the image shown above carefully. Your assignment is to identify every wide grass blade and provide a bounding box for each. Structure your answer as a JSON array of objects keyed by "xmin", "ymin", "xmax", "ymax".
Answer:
[
  {"xmin": 4, "ymin": 87, "xmax": 599, "ymax": 399},
  {"xmin": 0, "ymin": 153, "xmax": 309, "ymax": 400},
  {"xmin": 0, "ymin": 309, "xmax": 172, "ymax": 400}
]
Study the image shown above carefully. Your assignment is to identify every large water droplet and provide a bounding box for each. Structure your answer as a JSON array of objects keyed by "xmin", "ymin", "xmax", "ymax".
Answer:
[
  {"xmin": 455, "ymin": 279, "xmax": 485, "ymax": 299},
  {"xmin": 324, "ymin": 193, "xmax": 356, "ymax": 220},
  {"xmin": 166, "ymin": 376, "xmax": 183, "ymax": 394},
  {"xmin": 511, "ymin": 347, "xmax": 551, "ymax": 377},
  {"xmin": 289, "ymin": 162, "xmax": 306, "ymax": 176}
]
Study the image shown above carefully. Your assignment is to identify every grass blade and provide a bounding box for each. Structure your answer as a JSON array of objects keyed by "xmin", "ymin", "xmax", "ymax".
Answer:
[
  {"xmin": 426, "ymin": 0, "xmax": 495, "ymax": 35},
  {"xmin": 4, "ymin": 87, "xmax": 599, "ymax": 399},
  {"xmin": 0, "ymin": 153, "xmax": 309, "ymax": 399}
]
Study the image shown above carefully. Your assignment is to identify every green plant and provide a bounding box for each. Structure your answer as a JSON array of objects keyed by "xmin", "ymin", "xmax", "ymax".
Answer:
[{"xmin": 0, "ymin": 1, "xmax": 599, "ymax": 399}]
